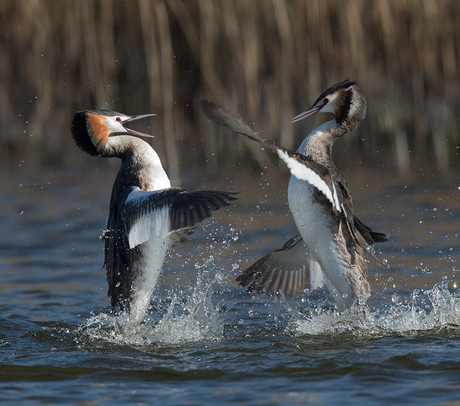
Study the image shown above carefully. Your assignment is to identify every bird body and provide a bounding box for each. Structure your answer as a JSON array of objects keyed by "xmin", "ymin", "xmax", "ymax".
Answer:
[
  {"xmin": 201, "ymin": 79, "xmax": 387, "ymax": 310},
  {"xmin": 71, "ymin": 110, "xmax": 236, "ymax": 324},
  {"xmin": 287, "ymin": 173, "xmax": 369, "ymax": 309},
  {"xmin": 285, "ymin": 82, "xmax": 372, "ymax": 308}
]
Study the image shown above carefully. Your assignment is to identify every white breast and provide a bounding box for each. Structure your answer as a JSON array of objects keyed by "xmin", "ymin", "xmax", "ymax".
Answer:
[
  {"xmin": 129, "ymin": 237, "xmax": 169, "ymax": 325},
  {"xmin": 287, "ymin": 175, "xmax": 355, "ymax": 309}
]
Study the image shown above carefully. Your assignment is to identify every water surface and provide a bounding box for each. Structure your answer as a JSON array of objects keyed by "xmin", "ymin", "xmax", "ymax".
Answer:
[{"xmin": 1, "ymin": 161, "xmax": 460, "ymax": 405}]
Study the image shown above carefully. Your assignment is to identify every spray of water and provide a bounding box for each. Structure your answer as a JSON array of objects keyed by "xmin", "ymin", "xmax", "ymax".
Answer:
[
  {"xmin": 80, "ymin": 273, "xmax": 225, "ymax": 345},
  {"xmin": 77, "ymin": 219, "xmax": 460, "ymax": 344},
  {"xmin": 80, "ymin": 224, "xmax": 240, "ymax": 346},
  {"xmin": 285, "ymin": 282, "xmax": 460, "ymax": 338}
]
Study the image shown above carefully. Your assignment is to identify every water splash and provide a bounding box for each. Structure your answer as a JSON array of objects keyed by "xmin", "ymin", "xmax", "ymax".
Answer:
[
  {"xmin": 80, "ymin": 267, "xmax": 226, "ymax": 346},
  {"xmin": 78, "ymin": 229, "xmax": 239, "ymax": 346},
  {"xmin": 81, "ymin": 298, "xmax": 215, "ymax": 347},
  {"xmin": 285, "ymin": 283, "xmax": 460, "ymax": 339},
  {"xmin": 152, "ymin": 256, "xmax": 226, "ymax": 343}
]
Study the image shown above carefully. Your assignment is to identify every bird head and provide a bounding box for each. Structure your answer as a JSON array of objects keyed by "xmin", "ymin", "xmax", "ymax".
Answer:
[
  {"xmin": 71, "ymin": 110, "xmax": 156, "ymax": 156},
  {"xmin": 291, "ymin": 79, "xmax": 361, "ymax": 125}
]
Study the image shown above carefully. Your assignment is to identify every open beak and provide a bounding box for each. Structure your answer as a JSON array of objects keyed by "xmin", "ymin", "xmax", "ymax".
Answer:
[
  {"xmin": 122, "ymin": 114, "xmax": 156, "ymax": 137},
  {"xmin": 291, "ymin": 105, "xmax": 322, "ymax": 123}
]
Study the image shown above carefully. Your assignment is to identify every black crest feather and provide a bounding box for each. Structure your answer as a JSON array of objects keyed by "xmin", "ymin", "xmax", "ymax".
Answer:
[{"xmin": 71, "ymin": 111, "xmax": 99, "ymax": 156}]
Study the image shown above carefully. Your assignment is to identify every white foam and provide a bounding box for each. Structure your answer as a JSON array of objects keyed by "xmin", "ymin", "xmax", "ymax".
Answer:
[
  {"xmin": 80, "ymin": 270, "xmax": 225, "ymax": 345},
  {"xmin": 286, "ymin": 283, "xmax": 460, "ymax": 338},
  {"xmin": 78, "ymin": 282, "xmax": 460, "ymax": 346},
  {"xmin": 78, "ymin": 230, "xmax": 240, "ymax": 345}
]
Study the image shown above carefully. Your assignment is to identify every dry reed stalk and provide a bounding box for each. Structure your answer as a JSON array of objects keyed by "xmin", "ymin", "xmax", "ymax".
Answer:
[{"xmin": 0, "ymin": 0, "xmax": 459, "ymax": 177}]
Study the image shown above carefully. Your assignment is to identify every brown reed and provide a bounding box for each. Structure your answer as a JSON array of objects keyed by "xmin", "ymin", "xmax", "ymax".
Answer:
[{"xmin": 0, "ymin": 0, "xmax": 459, "ymax": 177}]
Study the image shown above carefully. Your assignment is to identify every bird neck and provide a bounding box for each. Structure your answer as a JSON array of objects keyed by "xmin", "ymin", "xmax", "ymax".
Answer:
[
  {"xmin": 298, "ymin": 87, "xmax": 367, "ymax": 164},
  {"xmin": 334, "ymin": 86, "xmax": 367, "ymax": 138},
  {"xmin": 105, "ymin": 135, "xmax": 171, "ymax": 191},
  {"xmin": 298, "ymin": 120, "xmax": 336, "ymax": 164},
  {"xmin": 97, "ymin": 135, "xmax": 145, "ymax": 159}
]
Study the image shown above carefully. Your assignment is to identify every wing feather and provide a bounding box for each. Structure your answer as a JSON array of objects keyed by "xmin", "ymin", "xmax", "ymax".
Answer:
[
  {"xmin": 237, "ymin": 235, "xmax": 325, "ymax": 298},
  {"xmin": 122, "ymin": 187, "xmax": 237, "ymax": 248}
]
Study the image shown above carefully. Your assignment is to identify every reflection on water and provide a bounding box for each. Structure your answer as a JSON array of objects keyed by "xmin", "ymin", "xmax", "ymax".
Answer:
[{"xmin": 1, "ymin": 161, "xmax": 460, "ymax": 404}]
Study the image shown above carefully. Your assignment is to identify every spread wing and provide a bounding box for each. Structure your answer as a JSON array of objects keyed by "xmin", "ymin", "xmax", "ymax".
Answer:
[
  {"xmin": 201, "ymin": 98, "xmax": 388, "ymax": 261},
  {"xmin": 121, "ymin": 187, "xmax": 238, "ymax": 249},
  {"xmin": 201, "ymin": 99, "xmax": 341, "ymax": 214},
  {"xmin": 104, "ymin": 187, "xmax": 237, "ymax": 311},
  {"xmin": 237, "ymin": 235, "xmax": 325, "ymax": 298}
]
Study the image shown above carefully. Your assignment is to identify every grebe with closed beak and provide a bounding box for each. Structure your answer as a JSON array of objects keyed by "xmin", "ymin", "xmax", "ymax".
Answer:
[{"xmin": 201, "ymin": 79, "xmax": 387, "ymax": 310}]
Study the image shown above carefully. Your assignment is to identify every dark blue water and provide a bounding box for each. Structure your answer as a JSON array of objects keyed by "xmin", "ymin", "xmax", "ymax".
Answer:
[{"xmin": 1, "ymin": 160, "xmax": 460, "ymax": 405}]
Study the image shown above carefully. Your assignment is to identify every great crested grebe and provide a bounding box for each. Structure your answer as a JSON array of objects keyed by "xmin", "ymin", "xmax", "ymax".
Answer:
[
  {"xmin": 71, "ymin": 110, "xmax": 236, "ymax": 324},
  {"xmin": 201, "ymin": 80, "xmax": 387, "ymax": 310}
]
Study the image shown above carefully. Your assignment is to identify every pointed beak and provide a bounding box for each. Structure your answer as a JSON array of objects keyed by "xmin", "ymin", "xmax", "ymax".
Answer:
[
  {"xmin": 291, "ymin": 105, "xmax": 322, "ymax": 123},
  {"xmin": 121, "ymin": 114, "xmax": 156, "ymax": 137}
]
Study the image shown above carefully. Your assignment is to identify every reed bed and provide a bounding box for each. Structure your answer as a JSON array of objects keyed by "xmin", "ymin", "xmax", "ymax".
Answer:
[{"xmin": 1, "ymin": 0, "xmax": 459, "ymax": 179}]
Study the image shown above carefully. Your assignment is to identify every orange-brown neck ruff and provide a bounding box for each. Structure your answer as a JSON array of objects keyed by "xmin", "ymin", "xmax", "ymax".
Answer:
[{"xmin": 87, "ymin": 113, "xmax": 110, "ymax": 151}]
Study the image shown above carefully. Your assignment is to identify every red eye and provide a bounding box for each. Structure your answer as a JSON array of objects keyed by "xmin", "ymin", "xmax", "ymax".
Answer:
[
  {"xmin": 323, "ymin": 98, "xmax": 329, "ymax": 104},
  {"xmin": 116, "ymin": 117, "xmax": 121, "ymax": 122}
]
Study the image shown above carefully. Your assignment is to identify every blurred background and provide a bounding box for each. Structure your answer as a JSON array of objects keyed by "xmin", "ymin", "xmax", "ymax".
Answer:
[
  {"xmin": 2, "ymin": 3, "xmax": 460, "ymax": 402},
  {"xmin": 1, "ymin": 0, "xmax": 459, "ymax": 183}
]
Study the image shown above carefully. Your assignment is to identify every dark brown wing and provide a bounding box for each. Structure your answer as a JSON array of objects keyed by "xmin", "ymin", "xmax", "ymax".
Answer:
[
  {"xmin": 201, "ymin": 98, "xmax": 341, "ymax": 215},
  {"xmin": 237, "ymin": 235, "xmax": 324, "ymax": 298},
  {"xmin": 103, "ymin": 214, "xmax": 135, "ymax": 312},
  {"xmin": 121, "ymin": 188, "xmax": 238, "ymax": 248},
  {"xmin": 105, "ymin": 187, "xmax": 237, "ymax": 312},
  {"xmin": 333, "ymin": 178, "xmax": 388, "ymax": 260}
]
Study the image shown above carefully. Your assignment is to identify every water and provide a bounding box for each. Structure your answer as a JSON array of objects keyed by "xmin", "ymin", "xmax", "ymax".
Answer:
[{"xmin": 1, "ymin": 160, "xmax": 460, "ymax": 405}]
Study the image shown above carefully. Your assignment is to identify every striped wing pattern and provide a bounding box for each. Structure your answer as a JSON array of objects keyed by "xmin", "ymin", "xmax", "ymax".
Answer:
[
  {"xmin": 237, "ymin": 235, "xmax": 325, "ymax": 298},
  {"xmin": 201, "ymin": 98, "xmax": 389, "ymax": 299},
  {"xmin": 122, "ymin": 187, "xmax": 237, "ymax": 248}
]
